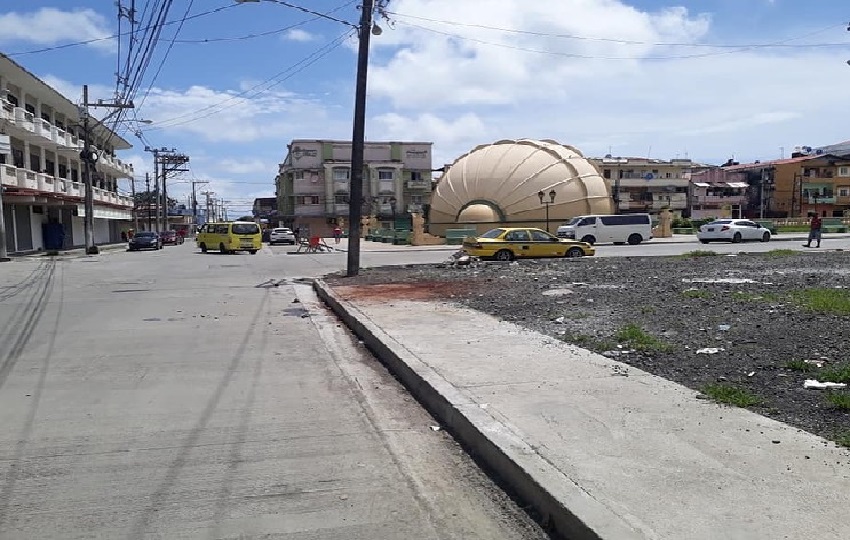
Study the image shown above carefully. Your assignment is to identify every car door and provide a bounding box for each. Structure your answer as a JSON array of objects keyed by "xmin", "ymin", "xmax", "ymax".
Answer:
[
  {"xmin": 503, "ymin": 229, "xmax": 532, "ymax": 257},
  {"xmin": 740, "ymin": 221, "xmax": 759, "ymax": 240},
  {"xmin": 577, "ymin": 217, "xmax": 598, "ymax": 242},
  {"xmin": 529, "ymin": 229, "xmax": 560, "ymax": 256}
]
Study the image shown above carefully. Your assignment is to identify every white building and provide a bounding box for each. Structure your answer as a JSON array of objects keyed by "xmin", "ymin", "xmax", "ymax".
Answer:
[{"xmin": 1, "ymin": 53, "xmax": 134, "ymax": 253}]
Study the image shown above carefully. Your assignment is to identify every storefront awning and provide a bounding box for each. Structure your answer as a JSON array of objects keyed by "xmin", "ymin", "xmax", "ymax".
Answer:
[
  {"xmin": 725, "ymin": 182, "xmax": 749, "ymax": 188},
  {"xmin": 692, "ymin": 182, "xmax": 711, "ymax": 187}
]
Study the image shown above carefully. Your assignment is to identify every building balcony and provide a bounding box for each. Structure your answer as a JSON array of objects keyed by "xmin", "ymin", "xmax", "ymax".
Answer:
[
  {"xmin": 18, "ymin": 168, "xmax": 39, "ymax": 190},
  {"xmin": 407, "ymin": 203, "xmax": 423, "ymax": 213},
  {"xmin": 333, "ymin": 203, "xmax": 349, "ymax": 214},
  {"xmin": 406, "ymin": 180, "xmax": 431, "ymax": 190},
  {"xmin": 696, "ymin": 195, "xmax": 748, "ymax": 204},
  {"xmin": 1, "ymin": 164, "xmax": 19, "ymax": 187},
  {"xmin": 806, "ymin": 196, "xmax": 836, "ymax": 205},
  {"xmin": 618, "ymin": 178, "xmax": 690, "ymax": 188},
  {"xmin": 294, "ymin": 205, "xmax": 324, "ymax": 217}
]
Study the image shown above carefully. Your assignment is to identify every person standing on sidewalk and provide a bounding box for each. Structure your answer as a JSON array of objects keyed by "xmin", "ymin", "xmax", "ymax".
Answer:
[
  {"xmin": 804, "ymin": 211, "xmax": 822, "ymax": 248},
  {"xmin": 332, "ymin": 224, "xmax": 342, "ymax": 244}
]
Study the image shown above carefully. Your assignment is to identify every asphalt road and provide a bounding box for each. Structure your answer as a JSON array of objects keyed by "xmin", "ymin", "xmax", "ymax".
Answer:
[{"xmin": 0, "ymin": 245, "xmax": 547, "ymax": 540}]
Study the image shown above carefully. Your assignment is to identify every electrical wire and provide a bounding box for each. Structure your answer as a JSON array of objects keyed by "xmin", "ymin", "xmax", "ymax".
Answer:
[
  {"xmin": 245, "ymin": 0, "xmax": 357, "ymax": 29},
  {"xmin": 143, "ymin": 31, "xmax": 351, "ymax": 130},
  {"xmin": 386, "ymin": 11, "xmax": 848, "ymax": 50},
  {"xmin": 392, "ymin": 19, "xmax": 849, "ymax": 60},
  {"xmin": 5, "ymin": 3, "xmax": 240, "ymax": 56}
]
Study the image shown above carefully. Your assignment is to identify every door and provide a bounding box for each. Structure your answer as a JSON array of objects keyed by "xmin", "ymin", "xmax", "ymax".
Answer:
[
  {"xmin": 503, "ymin": 229, "xmax": 532, "ymax": 257},
  {"xmin": 529, "ymin": 229, "xmax": 561, "ymax": 256},
  {"xmin": 576, "ymin": 217, "xmax": 597, "ymax": 241},
  {"xmin": 740, "ymin": 221, "xmax": 760, "ymax": 240}
]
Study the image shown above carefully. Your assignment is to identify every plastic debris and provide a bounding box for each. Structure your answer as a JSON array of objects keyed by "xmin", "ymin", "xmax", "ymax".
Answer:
[
  {"xmin": 717, "ymin": 324, "xmax": 731, "ymax": 332},
  {"xmin": 696, "ymin": 347, "xmax": 725, "ymax": 354},
  {"xmin": 429, "ymin": 425, "xmax": 441, "ymax": 431},
  {"xmin": 803, "ymin": 379, "xmax": 848, "ymax": 390},
  {"xmin": 553, "ymin": 316, "xmax": 566, "ymax": 324}
]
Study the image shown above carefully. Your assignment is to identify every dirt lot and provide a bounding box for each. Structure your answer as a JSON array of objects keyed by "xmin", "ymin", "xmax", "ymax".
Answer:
[{"xmin": 327, "ymin": 250, "xmax": 850, "ymax": 447}]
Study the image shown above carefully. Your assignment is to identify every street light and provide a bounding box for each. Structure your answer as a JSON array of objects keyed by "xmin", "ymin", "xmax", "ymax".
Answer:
[{"xmin": 538, "ymin": 189, "xmax": 557, "ymax": 233}]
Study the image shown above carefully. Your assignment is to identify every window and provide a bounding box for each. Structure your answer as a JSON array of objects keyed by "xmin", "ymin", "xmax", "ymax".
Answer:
[
  {"xmin": 293, "ymin": 171, "xmax": 304, "ymax": 180},
  {"xmin": 599, "ymin": 214, "xmax": 651, "ymax": 226},
  {"xmin": 530, "ymin": 230, "xmax": 553, "ymax": 241},
  {"xmin": 214, "ymin": 224, "xmax": 229, "ymax": 234},
  {"xmin": 481, "ymin": 228, "xmax": 505, "ymax": 239},
  {"xmin": 837, "ymin": 166, "xmax": 850, "ymax": 177},
  {"xmin": 332, "ymin": 168, "xmax": 349, "ymax": 181},
  {"xmin": 378, "ymin": 170, "xmax": 394, "ymax": 180},
  {"xmin": 410, "ymin": 171, "xmax": 423, "ymax": 181},
  {"xmin": 577, "ymin": 217, "xmax": 596, "ymax": 226},
  {"xmin": 504, "ymin": 230, "xmax": 531, "ymax": 242},
  {"xmin": 334, "ymin": 195, "xmax": 349, "ymax": 204},
  {"xmin": 839, "ymin": 188, "xmax": 850, "ymax": 198},
  {"xmin": 603, "ymin": 169, "xmax": 611, "ymax": 179},
  {"xmin": 666, "ymin": 172, "xmax": 672, "ymax": 178},
  {"xmin": 411, "ymin": 195, "xmax": 422, "ymax": 204},
  {"xmin": 232, "ymin": 222, "xmax": 261, "ymax": 235}
]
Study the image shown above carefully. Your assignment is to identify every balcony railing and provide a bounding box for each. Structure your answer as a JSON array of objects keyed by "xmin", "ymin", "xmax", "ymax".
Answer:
[
  {"xmin": 407, "ymin": 204, "xmax": 423, "ymax": 213},
  {"xmin": 1, "ymin": 165, "xmax": 19, "ymax": 187},
  {"xmin": 806, "ymin": 197, "xmax": 836, "ymax": 204},
  {"xmin": 406, "ymin": 180, "xmax": 430, "ymax": 190}
]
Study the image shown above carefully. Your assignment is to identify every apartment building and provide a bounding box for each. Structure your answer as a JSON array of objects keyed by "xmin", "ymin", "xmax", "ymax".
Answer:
[
  {"xmin": 590, "ymin": 156, "xmax": 694, "ymax": 215},
  {"xmin": 721, "ymin": 153, "xmax": 850, "ymax": 218},
  {"xmin": 0, "ymin": 53, "xmax": 134, "ymax": 253},
  {"xmin": 276, "ymin": 139, "xmax": 433, "ymax": 235},
  {"xmin": 689, "ymin": 168, "xmax": 750, "ymax": 219}
]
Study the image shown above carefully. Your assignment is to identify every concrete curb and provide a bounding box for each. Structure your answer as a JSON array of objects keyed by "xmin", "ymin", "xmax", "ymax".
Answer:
[{"xmin": 313, "ymin": 279, "xmax": 644, "ymax": 540}]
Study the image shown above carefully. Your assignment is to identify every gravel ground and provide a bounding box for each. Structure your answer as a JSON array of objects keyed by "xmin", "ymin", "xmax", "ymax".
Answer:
[{"xmin": 327, "ymin": 250, "xmax": 850, "ymax": 446}]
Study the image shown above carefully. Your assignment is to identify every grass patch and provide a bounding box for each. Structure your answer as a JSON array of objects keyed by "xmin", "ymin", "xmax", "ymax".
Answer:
[
  {"xmin": 834, "ymin": 432, "xmax": 850, "ymax": 448},
  {"xmin": 784, "ymin": 359, "xmax": 816, "ymax": 373},
  {"xmin": 700, "ymin": 383, "xmax": 762, "ymax": 407},
  {"xmin": 560, "ymin": 333, "xmax": 616, "ymax": 351},
  {"xmin": 818, "ymin": 363, "xmax": 850, "ymax": 384},
  {"xmin": 789, "ymin": 288, "xmax": 850, "ymax": 315},
  {"xmin": 825, "ymin": 391, "xmax": 850, "ymax": 411},
  {"xmin": 682, "ymin": 289, "xmax": 711, "ymax": 299},
  {"xmin": 614, "ymin": 324, "xmax": 671, "ymax": 352},
  {"xmin": 777, "ymin": 225, "xmax": 811, "ymax": 233},
  {"xmin": 677, "ymin": 250, "xmax": 718, "ymax": 258},
  {"xmin": 764, "ymin": 249, "xmax": 796, "ymax": 257}
]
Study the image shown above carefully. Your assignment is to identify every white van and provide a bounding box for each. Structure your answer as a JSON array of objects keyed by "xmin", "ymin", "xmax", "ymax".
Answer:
[{"xmin": 556, "ymin": 214, "xmax": 652, "ymax": 245}]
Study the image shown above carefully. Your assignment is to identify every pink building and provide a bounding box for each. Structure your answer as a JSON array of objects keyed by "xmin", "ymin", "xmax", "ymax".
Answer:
[{"xmin": 690, "ymin": 169, "xmax": 750, "ymax": 219}]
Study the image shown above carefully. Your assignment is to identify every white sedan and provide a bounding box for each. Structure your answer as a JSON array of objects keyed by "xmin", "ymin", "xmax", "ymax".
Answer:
[
  {"xmin": 269, "ymin": 227, "xmax": 296, "ymax": 245},
  {"xmin": 697, "ymin": 219, "xmax": 771, "ymax": 244}
]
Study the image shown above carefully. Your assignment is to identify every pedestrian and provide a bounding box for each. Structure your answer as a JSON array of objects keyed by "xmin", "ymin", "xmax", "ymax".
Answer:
[
  {"xmin": 332, "ymin": 224, "xmax": 342, "ymax": 244},
  {"xmin": 804, "ymin": 211, "xmax": 822, "ymax": 248}
]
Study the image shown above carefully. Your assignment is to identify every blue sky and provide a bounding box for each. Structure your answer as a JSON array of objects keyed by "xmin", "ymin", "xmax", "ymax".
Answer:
[{"xmin": 2, "ymin": 0, "xmax": 849, "ymax": 214}]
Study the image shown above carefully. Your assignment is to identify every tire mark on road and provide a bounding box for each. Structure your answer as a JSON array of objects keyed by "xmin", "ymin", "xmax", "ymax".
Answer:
[
  {"xmin": 0, "ymin": 260, "xmax": 62, "ymax": 530},
  {"xmin": 0, "ymin": 259, "xmax": 56, "ymax": 391},
  {"xmin": 127, "ymin": 290, "xmax": 271, "ymax": 540}
]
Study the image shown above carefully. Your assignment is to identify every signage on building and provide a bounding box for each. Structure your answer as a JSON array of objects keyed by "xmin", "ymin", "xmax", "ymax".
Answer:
[
  {"xmin": 406, "ymin": 150, "xmax": 429, "ymax": 159},
  {"xmin": 291, "ymin": 146, "xmax": 318, "ymax": 160}
]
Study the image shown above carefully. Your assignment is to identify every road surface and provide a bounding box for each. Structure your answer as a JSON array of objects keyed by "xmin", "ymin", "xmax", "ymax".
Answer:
[{"xmin": 0, "ymin": 246, "xmax": 547, "ymax": 539}]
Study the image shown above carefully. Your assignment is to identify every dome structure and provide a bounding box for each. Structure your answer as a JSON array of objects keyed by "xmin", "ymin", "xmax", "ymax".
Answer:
[{"xmin": 429, "ymin": 139, "xmax": 613, "ymax": 234}]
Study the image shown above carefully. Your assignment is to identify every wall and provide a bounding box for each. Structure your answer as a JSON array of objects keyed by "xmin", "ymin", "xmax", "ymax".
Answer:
[
  {"xmin": 94, "ymin": 219, "xmax": 110, "ymax": 244},
  {"xmin": 72, "ymin": 216, "xmax": 84, "ymax": 247},
  {"xmin": 29, "ymin": 207, "xmax": 44, "ymax": 251}
]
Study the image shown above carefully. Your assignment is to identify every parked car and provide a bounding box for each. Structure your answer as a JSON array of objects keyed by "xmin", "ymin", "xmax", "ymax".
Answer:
[
  {"xmin": 128, "ymin": 232, "xmax": 162, "ymax": 251},
  {"xmin": 556, "ymin": 213, "xmax": 652, "ymax": 245},
  {"xmin": 161, "ymin": 230, "xmax": 184, "ymax": 245},
  {"xmin": 697, "ymin": 219, "xmax": 772, "ymax": 244},
  {"xmin": 463, "ymin": 227, "xmax": 595, "ymax": 261},
  {"xmin": 269, "ymin": 227, "xmax": 296, "ymax": 245}
]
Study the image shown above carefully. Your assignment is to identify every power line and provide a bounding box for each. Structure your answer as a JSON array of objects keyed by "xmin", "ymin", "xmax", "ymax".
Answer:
[
  {"xmin": 243, "ymin": 0, "xmax": 357, "ymax": 29},
  {"xmin": 143, "ymin": 31, "xmax": 350, "ymax": 130},
  {"xmin": 386, "ymin": 11, "xmax": 848, "ymax": 50},
  {"xmin": 392, "ymin": 19, "xmax": 848, "ymax": 60},
  {"xmin": 5, "ymin": 3, "xmax": 239, "ymax": 56}
]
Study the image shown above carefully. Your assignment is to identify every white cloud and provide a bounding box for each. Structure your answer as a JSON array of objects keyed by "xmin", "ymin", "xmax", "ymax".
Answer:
[
  {"xmin": 283, "ymin": 29, "xmax": 317, "ymax": 42},
  {"xmin": 217, "ymin": 158, "xmax": 277, "ymax": 175},
  {"xmin": 366, "ymin": 0, "xmax": 850, "ymax": 164},
  {"xmin": 0, "ymin": 8, "xmax": 114, "ymax": 51}
]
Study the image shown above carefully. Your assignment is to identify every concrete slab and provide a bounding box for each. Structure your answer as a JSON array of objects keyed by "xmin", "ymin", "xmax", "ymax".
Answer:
[{"xmin": 316, "ymin": 281, "xmax": 850, "ymax": 540}]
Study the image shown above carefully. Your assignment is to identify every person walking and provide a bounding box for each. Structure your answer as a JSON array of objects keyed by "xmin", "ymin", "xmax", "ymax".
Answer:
[
  {"xmin": 332, "ymin": 224, "xmax": 343, "ymax": 244},
  {"xmin": 804, "ymin": 211, "xmax": 822, "ymax": 248}
]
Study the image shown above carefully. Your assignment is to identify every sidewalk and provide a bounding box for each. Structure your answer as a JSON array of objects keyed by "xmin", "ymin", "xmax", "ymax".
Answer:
[
  {"xmin": 9, "ymin": 242, "xmax": 127, "ymax": 258},
  {"xmin": 315, "ymin": 280, "xmax": 849, "ymax": 540}
]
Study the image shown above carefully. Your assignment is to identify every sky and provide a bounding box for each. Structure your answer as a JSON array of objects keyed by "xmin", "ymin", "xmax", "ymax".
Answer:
[{"xmin": 2, "ymin": 0, "xmax": 849, "ymax": 215}]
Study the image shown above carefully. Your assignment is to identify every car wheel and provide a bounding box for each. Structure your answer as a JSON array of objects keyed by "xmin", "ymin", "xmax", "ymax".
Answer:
[
  {"xmin": 219, "ymin": 242, "xmax": 228, "ymax": 254},
  {"xmin": 200, "ymin": 242, "xmax": 207, "ymax": 253},
  {"xmin": 732, "ymin": 232, "xmax": 742, "ymax": 243},
  {"xmin": 249, "ymin": 250, "xmax": 257, "ymax": 255},
  {"xmin": 761, "ymin": 232, "xmax": 770, "ymax": 242},
  {"xmin": 566, "ymin": 246, "xmax": 584, "ymax": 258},
  {"xmin": 699, "ymin": 239, "xmax": 710, "ymax": 244},
  {"xmin": 580, "ymin": 235, "xmax": 596, "ymax": 245},
  {"xmin": 627, "ymin": 233, "xmax": 642, "ymax": 245},
  {"xmin": 494, "ymin": 249, "xmax": 514, "ymax": 261}
]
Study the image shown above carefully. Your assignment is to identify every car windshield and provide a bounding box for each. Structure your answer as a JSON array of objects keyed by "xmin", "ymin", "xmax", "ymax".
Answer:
[
  {"xmin": 563, "ymin": 217, "xmax": 582, "ymax": 226},
  {"xmin": 135, "ymin": 232, "xmax": 156, "ymax": 238},
  {"xmin": 273, "ymin": 229, "xmax": 290, "ymax": 233},
  {"xmin": 480, "ymin": 228, "xmax": 505, "ymax": 239},
  {"xmin": 232, "ymin": 223, "xmax": 260, "ymax": 235}
]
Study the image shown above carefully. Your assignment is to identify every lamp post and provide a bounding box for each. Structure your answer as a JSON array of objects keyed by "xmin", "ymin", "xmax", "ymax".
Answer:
[{"xmin": 538, "ymin": 189, "xmax": 557, "ymax": 233}]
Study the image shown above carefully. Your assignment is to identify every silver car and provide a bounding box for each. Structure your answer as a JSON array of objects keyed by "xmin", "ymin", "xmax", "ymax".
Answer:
[
  {"xmin": 697, "ymin": 219, "xmax": 771, "ymax": 244},
  {"xmin": 269, "ymin": 227, "xmax": 296, "ymax": 245}
]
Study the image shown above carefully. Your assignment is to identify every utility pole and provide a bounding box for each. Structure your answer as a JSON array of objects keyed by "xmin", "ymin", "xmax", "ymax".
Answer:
[
  {"xmin": 759, "ymin": 168, "xmax": 767, "ymax": 219},
  {"xmin": 130, "ymin": 175, "xmax": 138, "ymax": 231},
  {"xmin": 145, "ymin": 173, "xmax": 152, "ymax": 231},
  {"xmin": 346, "ymin": 0, "xmax": 375, "ymax": 277},
  {"xmin": 154, "ymin": 157, "xmax": 160, "ymax": 232},
  {"xmin": 81, "ymin": 84, "xmax": 133, "ymax": 254},
  {"xmin": 191, "ymin": 180, "xmax": 208, "ymax": 233},
  {"xmin": 145, "ymin": 146, "xmax": 189, "ymax": 232}
]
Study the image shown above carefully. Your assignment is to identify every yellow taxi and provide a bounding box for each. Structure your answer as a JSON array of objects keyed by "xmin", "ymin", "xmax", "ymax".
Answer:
[
  {"xmin": 462, "ymin": 227, "xmax": 595, "ymax": 261},
  {"xmin": 196, "ymin": 221, "xmax": 262, "ymax": 254}
]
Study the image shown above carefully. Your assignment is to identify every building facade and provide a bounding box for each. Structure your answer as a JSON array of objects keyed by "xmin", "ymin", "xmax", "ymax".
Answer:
[
  {"xmin": 590, "ymin": 156, "xmax": 694, "ymax": 215},
  {"xmin": 721, "ymin": 154, "xmax": 850, "ymax": 218},
  {"xmin": 276, "ymin": 139, "xmax": 433, "ymax": 235},
  {"xmin": 1, "ymin": 53, "xmax": 134, "ymax": 253},
  {"xmin": 689, "ymin": 168, "xmax": 749, "ymax": 219},
  {"xmin": 252, "ymin": 196, "xmax": 278, "ymax": 225}
]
